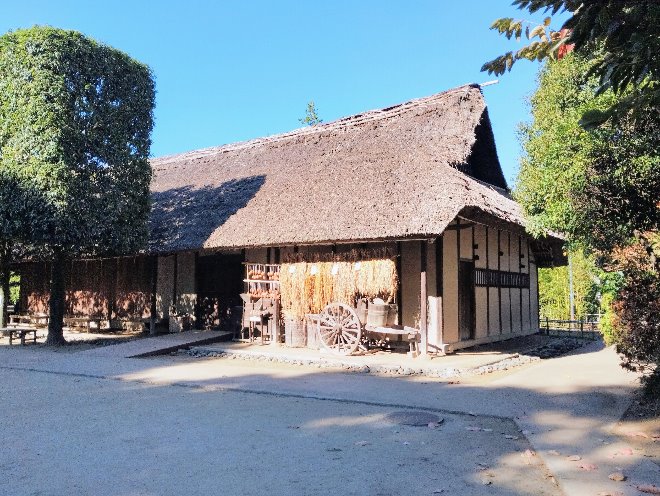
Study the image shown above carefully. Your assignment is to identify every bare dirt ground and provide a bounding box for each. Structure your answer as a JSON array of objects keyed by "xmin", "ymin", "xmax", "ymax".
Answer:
[
  {"xmin": 614, "ymin": 392, "xmax": 660, "ymax": 465},
  {"xmin": 0, "ymin": 367, "xmax": 560, "ymax": 496},
  {"xmin": 0, "ymin": 327, "xmax": 145, "ymax": 352},
  {"xmin": 1, "ymin": 335, "xmax": 657, "ymax": 495}
]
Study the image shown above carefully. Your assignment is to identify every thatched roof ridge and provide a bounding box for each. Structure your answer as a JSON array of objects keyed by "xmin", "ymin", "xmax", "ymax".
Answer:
[
  {"xmin": 149, "ymin": 84, "xmax": 528, "ymax": 253},
  {"xmin": 155, "ymin": 84, "xmax": 484, "ymax": 166}
]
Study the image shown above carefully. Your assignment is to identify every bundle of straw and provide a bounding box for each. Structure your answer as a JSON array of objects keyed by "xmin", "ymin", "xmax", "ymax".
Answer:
[
  {"xmin": 279, "ymin": 258, "xmax": 398, "ymax": 319},
  {"xmin": 354, "ymin": 259, "xmax": 398, "ymax": 302},
  {"xmin": 279, "ymin": 262, "xmax": 310, "ymax": 320}
]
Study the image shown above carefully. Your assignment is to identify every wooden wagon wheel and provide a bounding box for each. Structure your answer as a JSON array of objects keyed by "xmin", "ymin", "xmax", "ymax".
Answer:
[{"xmin": 317, "ymin": 302, "xmax": 362, "ymax": 355}]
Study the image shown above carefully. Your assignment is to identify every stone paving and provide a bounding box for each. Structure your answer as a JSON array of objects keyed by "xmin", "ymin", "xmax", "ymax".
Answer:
[
  {"xmin": 186, "ymin": 334, "xmax": 589, "ymax": 378},
  {"xmin": 77, "ymin": 329, "xmax": 232, "ymax": 358}
]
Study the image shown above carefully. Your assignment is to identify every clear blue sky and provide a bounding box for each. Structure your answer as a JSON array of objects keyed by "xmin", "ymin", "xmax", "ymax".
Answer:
[{"xmin": 1, "ymin": 1, "xmax": 567, "ymax": 185}]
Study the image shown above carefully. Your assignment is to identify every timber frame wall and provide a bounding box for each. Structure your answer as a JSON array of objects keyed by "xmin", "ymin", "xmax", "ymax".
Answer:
[
  {"xmin": 17, "ymin": 218, "xmax": 540, "ymax": 350},
  {"xmin": 434, "ymin": 218, "xmax": 539, "ymax": 351}
]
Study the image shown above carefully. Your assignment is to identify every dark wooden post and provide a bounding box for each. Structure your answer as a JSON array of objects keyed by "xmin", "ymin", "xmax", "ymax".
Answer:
[
  {"xmin": 420, "ymin": 241, "xmax": 428, "ymax": 355},
  {"xmin": 0, "ymin": 241, "xmax": 10, "ymax": 328},
  {"xmin": 435, "ymin": 235, "xmax": 444, "ymax": 351},
  {"xmin": 172, "ymin": 253, "xmax": 178, "ymax": 315},
  {"xmin": 396, "ymin": 242, "xmax": 402, "ymax": 325},
  {"xmin": 149, "ymin": 256, "xmax": 158, "ymax": 335}
]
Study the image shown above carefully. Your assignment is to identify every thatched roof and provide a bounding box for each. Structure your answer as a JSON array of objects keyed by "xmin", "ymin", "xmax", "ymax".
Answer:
[{"xmin": 149, "ymin": 84, "xmax": 557, "ymax": 258}]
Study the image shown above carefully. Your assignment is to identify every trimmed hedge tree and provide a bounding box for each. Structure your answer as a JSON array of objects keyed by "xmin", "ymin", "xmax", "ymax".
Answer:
[{"xmin": 0, "ymin": 26, "xmax": 155, "ymax": 344}]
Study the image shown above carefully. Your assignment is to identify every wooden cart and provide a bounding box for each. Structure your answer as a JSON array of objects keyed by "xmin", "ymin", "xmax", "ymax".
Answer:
[{"xmin": 312, "ymin": 302, "xmax": 420, "ymax": 357}]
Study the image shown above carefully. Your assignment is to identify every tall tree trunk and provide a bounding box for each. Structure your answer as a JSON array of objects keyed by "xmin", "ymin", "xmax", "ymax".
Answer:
[
  {"xmin": 0, "ymin": 241, "xmax": 10, "ymax": 328},
  {"xmin": 46, "ymin": 248, "xmax": 67, "ymax": 346}
]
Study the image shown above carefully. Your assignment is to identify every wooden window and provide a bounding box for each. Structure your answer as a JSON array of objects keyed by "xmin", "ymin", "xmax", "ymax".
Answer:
[{"xmin": 474, "ymin": 268, "xmax": 529, "ymax": 288}]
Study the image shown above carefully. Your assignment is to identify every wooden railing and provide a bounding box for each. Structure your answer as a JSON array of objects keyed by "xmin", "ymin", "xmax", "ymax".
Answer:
[{"xmin": 540, "ymin": 317, "xmax": 601, "ymax": 340}]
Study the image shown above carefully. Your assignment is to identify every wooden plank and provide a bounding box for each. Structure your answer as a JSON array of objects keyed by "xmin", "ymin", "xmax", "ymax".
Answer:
[
  {"xmin": 485, "ymin": 226, "xmax": 490, "ymax": 335},
  {"xmin": 396, "ymin": 241, "xmax": 402, "ymax": 325},
  {"xmin": 149, "ymin": 256, "xmax": 158, "ymax": 335},
  {"xmin": 498, "ymin": 229, "xmax": 502, "ymax": 334},
  {"xmin": 420, "ymin": 241, "xmax": 428, "ymax": 355},
  {"xmin": 172, "ymin": 252, "xmax": 178, "ymax": 312}
]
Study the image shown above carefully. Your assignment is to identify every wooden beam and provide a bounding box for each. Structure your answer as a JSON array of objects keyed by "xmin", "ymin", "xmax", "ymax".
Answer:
[
  {"xmin": 443, "ymin": 222, "xmax": 475, "ymax": 231},
  {"xmin": 485, "ymin": 226, "xmax": 490, "ymax": 336},
  {"xmin": 420, "ymin": 241, "xmax": 428, "ymax": 355},
  {"xmin": 109, "ymin": 258, "xmax": 118, "ymax": 323},
  {"xmin": 519, "ymin": 235, "xmax": 523, "ymax": 333},
  {"xmin": 498, "ymin": 230, "xmax": 502, "ymax": 335},
  {"xmin": 193, "ymin": 251, "xmax": 200, "ymax": 329},
  {"xmin": 508, "ymin": 231, "xmax": 512, "ymax": 334},
  {"xmin": 456, "ymin": 218, "xmax": 461, "ymax": 340},
  {"xmin": 436, "ymin": 235, "xmax": 444, "ymax": 351},
  {"xmin": 396, "ymin": 241, "xmax": 402, "ymax": 325},
  {"xmin": 527, "ymin": 240, "xmax": 532, "ymax": 330},
  {"xmin": 149, "ymin": 256, "xmax": 158, "ymax": 335},
  {"xmin": 172, "ymin": 253, "xmax": 178, "ymax": 314},
  {"xmin": 435, "ymin": 236, "xmax": 443, "ymax": 297}
]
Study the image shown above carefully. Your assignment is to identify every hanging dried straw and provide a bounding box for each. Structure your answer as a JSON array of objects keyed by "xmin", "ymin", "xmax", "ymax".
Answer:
[
  {"xmin": 279, "ymin": 262, "xmax": 309, "ymax": 320},
  {"xmin": 280, "ymin": 258, "xmax": 398, "ymax": 319}
]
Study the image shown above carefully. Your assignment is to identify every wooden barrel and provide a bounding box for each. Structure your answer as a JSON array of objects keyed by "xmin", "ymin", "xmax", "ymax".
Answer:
[
  {"xmin": 367, "ymin": 303, "xmax": 389, "ymax": 327},
  {"xmin": 284, "ymin": 318, "xmax": 307, "ymax": 347}
]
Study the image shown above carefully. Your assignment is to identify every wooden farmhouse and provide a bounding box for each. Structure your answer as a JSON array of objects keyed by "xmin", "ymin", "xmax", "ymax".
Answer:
[{"xmin": 17, "ymin": 84, "xmax": 564, "ymax": 354}]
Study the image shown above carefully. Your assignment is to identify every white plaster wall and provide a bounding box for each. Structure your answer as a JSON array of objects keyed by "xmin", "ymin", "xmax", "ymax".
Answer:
[
  {"xmin": 499, "ymin": 230, "xmax": 512, "ymax": 334},
  {"xmin": 475, "ymin": 287, "xmax": 488, "ymax": 339},
  {"xmin": 488, "ymin": 286, "xmax": 500, "ymax": 334},
  {"xmin": 530, "ymin": 249, "xmax": 540, "ymax": 331},
  {"xmin": 473, "ymin": 224, "xmax": 488, "ymax": 338},
  {"xmin": 510, "ymin": 288, "xmax": 522, "ymax": 333},
  {"xmin": 487, "ymin": 228, "xmax": 500, "ymax": 335},
  {"xmin": 521, "ymin": 239, "xmax": 531, "ymax": 332},
  {"xmin": 510, "ymin": 234, "xmax": 522, "ymax": 334},
  {"xmin": 474, "ymin": 225, "xmax": 487, "ymax": 269},
  {"xmin": 427, "ymin": 226, "xmax": 546, "ymax": 350},
  {"xmin": 521, "ymin": 285, "xmax": 531, "ymax": 331},
  {"xmin": 426, "ymin": 241, "xmax": 443, "ymax": 350}
]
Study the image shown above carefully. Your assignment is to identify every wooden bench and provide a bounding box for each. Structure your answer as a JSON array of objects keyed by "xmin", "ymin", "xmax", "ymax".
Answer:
[
  {"xmin": 0, "ymin": 326, "xmax": 38, "ymax": 345},
  {"xmin": 9, "ymin": 314, "xmax": 49, "ymax": 328}
]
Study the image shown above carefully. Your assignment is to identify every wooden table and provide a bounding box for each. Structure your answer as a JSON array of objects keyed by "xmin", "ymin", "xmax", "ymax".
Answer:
[
  {"xmin": 0, "ymin": 326, "xmax": 38, "ymax": 345},
  {"xmin": 9, "ymin": 314, "xmax": 32, "ymax": 326},
  {"xmin": 368, "ymin": 325, "xmax": 421, "ymax": 358},
  {"xmin": 64, "ymin": 316, "xmax": 103, "ymax": 333},
  {"xmin": 30, "ymin": 314, "xmax": 49, "ymax": 328}
]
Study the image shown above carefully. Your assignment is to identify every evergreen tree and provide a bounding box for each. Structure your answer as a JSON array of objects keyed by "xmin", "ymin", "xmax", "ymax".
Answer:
[{"xmin": 0, "ymin": 27, "xmax": 155, "ymax": 344}]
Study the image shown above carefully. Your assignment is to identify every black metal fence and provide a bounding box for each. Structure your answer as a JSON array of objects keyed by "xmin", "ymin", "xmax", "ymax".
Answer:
[{"xmin": 540, "ymin": 317, "xmax": 601, "ymax": 340}]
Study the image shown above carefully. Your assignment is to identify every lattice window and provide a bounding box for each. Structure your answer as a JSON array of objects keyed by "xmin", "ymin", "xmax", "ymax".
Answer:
[{"xmin": 474, "ymin": 268, "xmax": 529, "ymax": 288}]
